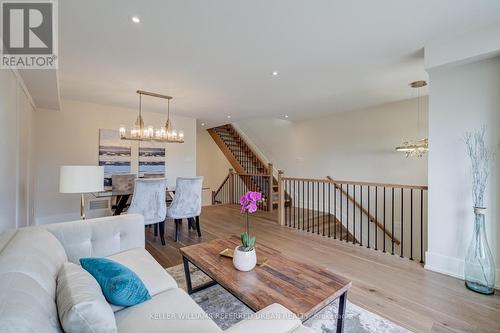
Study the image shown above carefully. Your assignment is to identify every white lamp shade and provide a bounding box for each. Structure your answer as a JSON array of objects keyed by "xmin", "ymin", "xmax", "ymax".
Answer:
[{"xmin": 59, "ymin": 166, "xmax": 104, "ymax": 193}]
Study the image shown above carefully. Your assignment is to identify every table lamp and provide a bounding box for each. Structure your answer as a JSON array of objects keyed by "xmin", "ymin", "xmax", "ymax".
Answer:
[{"xmin": 59, "ymin": 165, "xmax": 104, "ymax": 220}]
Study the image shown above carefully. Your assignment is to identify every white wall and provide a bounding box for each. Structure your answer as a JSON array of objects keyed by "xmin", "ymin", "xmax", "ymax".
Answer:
[
  {"xmin": 196, "ymin": 127, "xmax": 232, "ymax": 191},
  {"xmin": 426, "ymin": 56, "xmax": 500, "ymax": 287},
  {"xmin": 236, "ymin": 97, "xmax": 428, "ymax": 185},
  {"xmin": 33, "ymin": 99, "xmax": 197, "ymax": 224},
  {"xmin": 0, "ymin": 69, "xmax": 36, "ymax": 231}
]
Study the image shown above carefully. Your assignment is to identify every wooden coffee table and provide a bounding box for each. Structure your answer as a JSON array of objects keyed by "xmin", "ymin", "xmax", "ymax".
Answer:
[{"xmin": 180, "ymin": 238, "xmax": 352, "ymax": 333}]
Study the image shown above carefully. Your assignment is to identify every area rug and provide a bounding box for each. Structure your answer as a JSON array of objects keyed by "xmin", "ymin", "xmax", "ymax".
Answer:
[{"xmin": 166, "ymin": 264, "xmax": 411, "ymax": 333}]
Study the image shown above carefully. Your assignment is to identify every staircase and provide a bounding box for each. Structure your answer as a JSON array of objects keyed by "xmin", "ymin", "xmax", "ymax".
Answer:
[
  {"xmin": 208, "ymin": 124, "xmax": 268, "ymax": 174},
  {"xmin": 208, "ymin": 124, "xmax": 281, "ymax": 210}
]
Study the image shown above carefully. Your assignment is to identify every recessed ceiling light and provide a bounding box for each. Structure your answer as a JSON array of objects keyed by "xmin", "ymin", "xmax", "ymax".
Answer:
[
  {"xmin": 272, "ymin": 71, "xmax": 278, "ymax": 76},
  {"xmin": 227, "ymin": 115, "xmax": 231, "ymax": 119},
  {"xmin": 131, "ymin": 16, "xmax": 141, "ymax": 23},
  {"xmin": 201, "ymin": 122, "xmax": 205, "ymax": 126},
  {"xmin": 284, "ymin": 115, "xmax": 289, "ymax": 119}
]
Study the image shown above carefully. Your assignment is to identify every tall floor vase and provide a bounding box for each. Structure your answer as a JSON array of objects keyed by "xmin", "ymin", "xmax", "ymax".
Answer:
[{"xmin": 464, "ymin": 207, "xmax": 496, "ymax": 295}]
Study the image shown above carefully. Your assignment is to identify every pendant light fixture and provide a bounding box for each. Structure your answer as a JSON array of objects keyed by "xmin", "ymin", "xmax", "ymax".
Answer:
[
  {"xmin": 119, "ymin": 90, "xmax": 184, "ymax": 143},
  {"xmin": 396, "ymin": 80, "xmax": 428, "ymax": 157}
]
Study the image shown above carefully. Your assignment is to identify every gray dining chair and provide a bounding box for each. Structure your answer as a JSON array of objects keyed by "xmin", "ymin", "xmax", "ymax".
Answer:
[
  {"xmin": 166, "ymin": 177, "xmax": 203, "ymax": 242},
  {"xmin": 128, "ymin": 178, "xmax": 168, "ymax": 245}
]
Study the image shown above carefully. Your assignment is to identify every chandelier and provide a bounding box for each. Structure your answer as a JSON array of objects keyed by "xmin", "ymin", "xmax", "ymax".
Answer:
[
  {"xmin": 396, "ymin": 80, "xmax": 428, "ymax": 157},
  {"xmin": 119, "ymin": 90, "xmax": 184, "ymax": 143}
]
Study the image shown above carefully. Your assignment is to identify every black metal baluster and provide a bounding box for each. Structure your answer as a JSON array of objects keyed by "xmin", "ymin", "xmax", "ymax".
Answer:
[
  {"xmin": 323, "ymin": 182, "xmax": 325, "ymax": 236},
  {"xmin": 307, "ymin": 181, "xmax": 311, "ymax": 232},
  {"xmin": 346, "ymin": 184, "xmax": 349, "ymax": 242},
  {"xmin": 298, "ymin": 180, "xmax": 301, "ymax": 229},
  {"xmin": 383, "ymin": 187, "xmax": 386, "ymax": 253},
  {"xmin": 400, "ymin": 188, "xmax": 404, "ymax": 258},
  {"xmin": 328, "ymin": 182, "xmax": 331, "ymax": 238},
  {"xmin": 391, "ymin": 187, "xmax": 395, "ymax": 255},
  {"xmin": 292, "ymin": 179, "xmax": 295, "ymax": 228},
  {"xmin": 312, "ymin": 182, "xmax": 315, "ymax": 233},
  {"xmin": 420, "ymin": 189, "xmax": 424, "ymax": 263},
  {"xmin": 340, "ymin": 184, "xmax": 343, "ymax": 241},
  {"xmin": 353, "ymin": 185, "xmax": 356, "ymax": 244},
  {"xmin": 288, "ymin": 179, "xmax": 292, "ymax": 227},
  {"xmin": 375, "ymin": 187, "xmax": 378, "ymax": 251},
  {"xmin": 367, "ymin": 185, "xmax": 370, "ymax": 249},
  {"xmin": 317, "ymin": 181, "xmax": 320, "ymax": 235},
  {"xmin": 410, "ymin": 189, "xmax": 414, "ymax": 260},
  {"xmin": 302, "ymin": 180, "xmax": 305, "ymax": 231},
  {"xmin": 286, "ymin": 179, "xmax": 290, "ymax": 227},
  {"xmin": 334, "ymin": 183, "xmax": 337, "ymax": 239},
  {"xmin": 297, "ymin": 180, "xmax": 300, "ymax": 230},
  {"xmin": 283, "ymin": 179, "xmax": 291, "ymax": 226},
  {"xmin": 297, "ymin": 179, "xmax": 301, "ymax": 229},
  {"xmin": 360, "ymin": 186, "xmax": 363, "ymax": 246}
]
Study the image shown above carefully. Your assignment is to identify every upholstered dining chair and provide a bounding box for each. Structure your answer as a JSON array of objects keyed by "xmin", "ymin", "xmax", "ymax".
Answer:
[
  {"xmin": 128, "ymin": 178, "xmax": 168, "ymax": 245},
  {"xmin": 166, "ymin": 177, "xmax": 203, "ymax": 242}
]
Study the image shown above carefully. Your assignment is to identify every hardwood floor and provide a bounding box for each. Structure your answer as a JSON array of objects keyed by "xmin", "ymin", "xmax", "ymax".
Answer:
[{"xmin": 145, "ymin": 204, "xmax": 500, "ymax": 333}]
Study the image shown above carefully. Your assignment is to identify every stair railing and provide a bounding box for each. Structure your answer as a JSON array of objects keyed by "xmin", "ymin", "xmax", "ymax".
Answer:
[
  {"xmin": 278, "ymin": 171, "xmax": 428, "ymax": 263},
  {"xmin": 211, "ymin": 125, "xmax": 269, "ymax": 175},
  {"xmin": 212, "ymin": 168, "xmax": 274, "ymax": 211}
]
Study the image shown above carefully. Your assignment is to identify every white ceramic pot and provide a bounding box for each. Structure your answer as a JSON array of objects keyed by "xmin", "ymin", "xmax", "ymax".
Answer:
[{"xmin": 233, "ymin": 246, "xmax": 257, "ymax": 272}]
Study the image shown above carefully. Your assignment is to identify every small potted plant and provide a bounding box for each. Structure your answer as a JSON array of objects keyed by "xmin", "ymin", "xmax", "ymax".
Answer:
[{"xmin": 233, "ymin": 191, "xmax": 261, "ymax": 271}]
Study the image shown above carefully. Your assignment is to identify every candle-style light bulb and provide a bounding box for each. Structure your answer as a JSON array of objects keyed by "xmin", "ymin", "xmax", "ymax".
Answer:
[{"xmin": 119, "ymin": 126, "xmax": 126, "ymax": 138}]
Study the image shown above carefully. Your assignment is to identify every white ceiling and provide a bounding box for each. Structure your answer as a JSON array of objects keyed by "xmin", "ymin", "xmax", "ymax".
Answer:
[{"xmin": 58, "ymin": 0, "xmax": 500, "ymax": 126}]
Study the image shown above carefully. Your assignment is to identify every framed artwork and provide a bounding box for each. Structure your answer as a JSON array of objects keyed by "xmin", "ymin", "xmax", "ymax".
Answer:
[
  {"xmin": 138, "ymin": 142, "xmax": 166, "ymax": 177},
  {"xmin": 99, "ymin": 129, "xmax": 132, "ymax": 186}
]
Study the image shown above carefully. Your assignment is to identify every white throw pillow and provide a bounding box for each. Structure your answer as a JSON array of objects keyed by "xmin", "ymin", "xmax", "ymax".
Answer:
[{"xmin": 56, "ymin": 263, "xmax": 117, "ymax": 333}]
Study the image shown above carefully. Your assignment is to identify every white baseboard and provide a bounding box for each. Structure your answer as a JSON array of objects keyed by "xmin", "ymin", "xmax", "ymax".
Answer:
[{"xmin": 425, "ymin": 251, "xmax": 500, "ymax": 289}]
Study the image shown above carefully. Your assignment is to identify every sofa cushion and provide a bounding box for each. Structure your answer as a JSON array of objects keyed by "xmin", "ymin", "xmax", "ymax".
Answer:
[
  {"xmin": 115, "ymin": 287, "xmax": 222, "ymax": 333},
  {"xmin": 0, "ymin": 227, "xmax": 67, "ymax": 297},
  {"xmin": 0, "ymin": 272, "xmax": 62, "ymax": 333},
  {"xmin": 80, "ymin": 257, "xmax": 151, "ymax": 306},
  {"xmin": 0, "ymin": 228, "xmax": 67, "ymax": 332},
  {"xmin": 44, "ymin": 214, "xmax": 145, "ymax": 264},
  {"xmin": 108, "ymin": 248, "xmax": 178, "ymax": 296},
  {"xmin": 57, "ymin": 263, "xmax": 117, "ymax": 333}
]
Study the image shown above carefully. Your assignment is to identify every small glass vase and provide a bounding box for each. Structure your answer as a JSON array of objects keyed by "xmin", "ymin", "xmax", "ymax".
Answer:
[{"xmin": 464, "ymin": 207, "xmax": 496, "ymax": 295}]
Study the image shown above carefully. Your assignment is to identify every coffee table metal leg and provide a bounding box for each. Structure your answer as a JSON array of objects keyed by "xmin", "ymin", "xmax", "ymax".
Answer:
[
  {"xmin": 336, "ymin": 291, "xmax": 347, "ymax": 333},
  {"xmin": 183, "ymin": 256, "xmax": 217, "ymax": 294},
  {"xmin": 183, "ymin": 256, "xmax": 193, "ymax": 294}
]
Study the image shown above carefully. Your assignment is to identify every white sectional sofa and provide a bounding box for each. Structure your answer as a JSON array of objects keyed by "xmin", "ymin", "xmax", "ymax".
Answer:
[{"xmin": 0, "ymin": 214, "xmax": 314, "ymax": 333}]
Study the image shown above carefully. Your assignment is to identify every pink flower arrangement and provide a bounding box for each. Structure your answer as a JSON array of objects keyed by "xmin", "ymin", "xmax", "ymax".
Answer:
[
  {"xmin": 240, "ymin": 191, "xmax": 262, "ymax": 213},
  {"xmin": 239, "ymin": 191, "xmax": 262, "ymax": 251}
]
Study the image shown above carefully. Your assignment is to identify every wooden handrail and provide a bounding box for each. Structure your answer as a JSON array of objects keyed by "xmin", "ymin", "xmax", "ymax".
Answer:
[
  {"xmin": 207, "ymin": 128, "xmax": 246, "ymax": 173},
  {"xmin": 215, "ymin": 124, "xmax": 269, "ymax": 173},
  {"xmin": 327, "ymin": 176, "xmax": 401, "ymax": 245},
  {"xmin": 233, "ymin": 172, "xmax": 271, "ymax": 177},
  {"xmin": 282, "ymin": 176, "xmax": 428, "ymax": 190},
  {"xmin": 226, "ymin": 124, "xmax": 268, "ymax": 172},
  {"xmin": 213, "ymin": 173, "xmax": 231, "ymax": 198}
]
